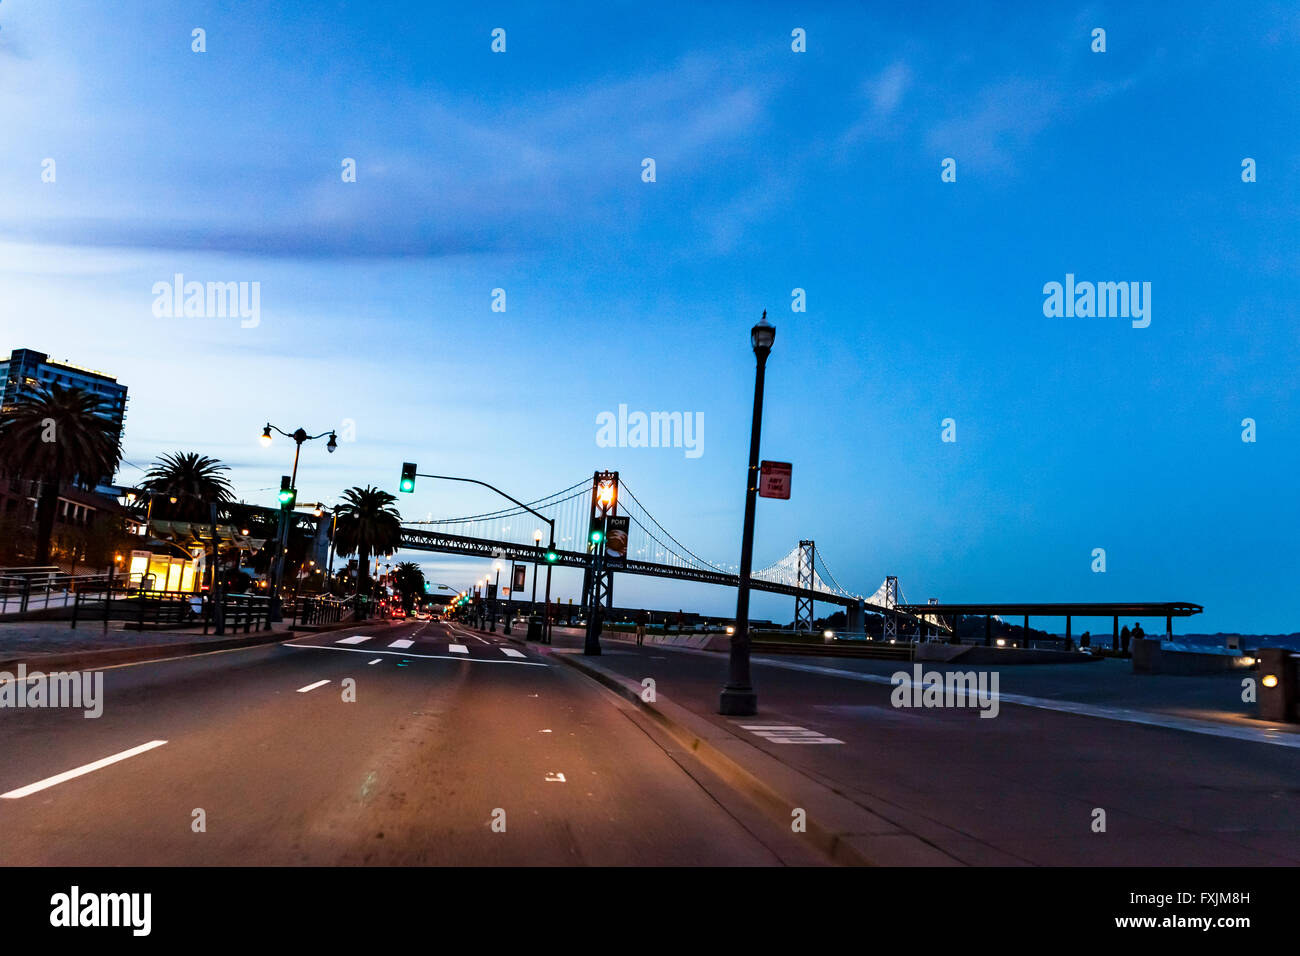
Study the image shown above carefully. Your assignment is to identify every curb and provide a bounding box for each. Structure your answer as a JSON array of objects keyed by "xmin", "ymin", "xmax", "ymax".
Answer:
[
  {"xmin": 484, "ymin": 625, "xmax": 961, "ymax": 867},
  {"xmin": 0, "ymin": 617, "xmax": 365, "ymax": 672}
]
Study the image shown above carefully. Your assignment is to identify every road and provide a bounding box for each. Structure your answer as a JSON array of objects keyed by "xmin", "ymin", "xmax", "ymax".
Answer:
[
  {"xmin": 0, "ymin": 619, "xmax": 819, "ymax": 865},
  {"xmin": 584, "ymin": 637, "xmax": 1300, "ymax": 865}
]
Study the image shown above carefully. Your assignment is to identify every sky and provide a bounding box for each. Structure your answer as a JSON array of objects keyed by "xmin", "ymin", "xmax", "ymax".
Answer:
[{"xmin": 1, "ymin": 1, "xmax": 1297, "ymax": 633}]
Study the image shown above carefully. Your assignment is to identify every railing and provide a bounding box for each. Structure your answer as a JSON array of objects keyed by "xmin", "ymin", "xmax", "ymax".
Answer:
[
  {"xmin": 0, "ymin": 571, "xmax": 114, "ymax": 616},
  {"xmin": 66, "ymin": 586, "xmax": 273, "ymax": 634},
  {"xmin": 294, "ymin": 595, "xmax": 356, "ymax": 628}
]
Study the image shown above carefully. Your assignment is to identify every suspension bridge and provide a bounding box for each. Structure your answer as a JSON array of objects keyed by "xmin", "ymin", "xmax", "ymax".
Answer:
[{"xmin": 397, "ymin": 472, "xmax": 937, "ymax": 632}]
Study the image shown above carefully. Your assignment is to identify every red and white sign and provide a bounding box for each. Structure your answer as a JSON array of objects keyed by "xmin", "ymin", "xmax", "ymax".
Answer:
[{"xmin": 758, "ymin": 460, "xmax": 791, "ymax": 499}]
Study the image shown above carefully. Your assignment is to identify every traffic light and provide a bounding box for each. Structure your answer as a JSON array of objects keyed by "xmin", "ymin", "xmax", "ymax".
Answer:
[
  {"xmin": 277, "ymin": 475, "xmax": 296, "ymax": 508},
  {"xmin": 590, "ymin": 528, "xmax": 602, "ymax": 544},
  {"xmin": 399, "ymin": 462, "xmax": 417, "ymax": 493},
  {"xmin": 545, "ymin": 547, "xmax": 559, "ymax": 563}
]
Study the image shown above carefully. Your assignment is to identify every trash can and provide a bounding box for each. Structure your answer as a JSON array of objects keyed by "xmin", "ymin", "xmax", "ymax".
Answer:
[{"xmin": 527, "ymin": 615, "xmax": 543, "ymax": 642}]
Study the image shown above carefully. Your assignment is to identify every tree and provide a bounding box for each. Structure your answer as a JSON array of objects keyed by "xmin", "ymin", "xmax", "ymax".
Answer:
[
  {"xmin": 391, "ymin": 561, "xmax": 426, "ymax": 611},
  {"xmin": 331, "ymin": 486, "xmax": 401, "ymax": 597},
  {"xmin": 0, "ymin": 385, "xmax": 122, "ymax": 564},
  {"xmin": 140, "ymin": 452, "xmax": 234, "ymax": 522}
]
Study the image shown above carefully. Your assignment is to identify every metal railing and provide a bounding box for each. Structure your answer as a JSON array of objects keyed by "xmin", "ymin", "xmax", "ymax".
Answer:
[
  {"xmin": 294, "ymin": 595, "xmax": 357, "ymax": 627},
  {"xmin": 0, "ymin": 571, "xmax": 113, "ymax": 616}
]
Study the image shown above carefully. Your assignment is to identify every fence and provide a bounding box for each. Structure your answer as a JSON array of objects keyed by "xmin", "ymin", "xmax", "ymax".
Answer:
[
  {"xmin": 294, "ymin": 595, "xmax": 358, "ymax": 628},
  {"xmin": 0, "ymin": 570, "xmax": 113, "ymax": 617},
  {"xmin": 67, "ymin": 586, "xmax": 272, "ymax": 634}
]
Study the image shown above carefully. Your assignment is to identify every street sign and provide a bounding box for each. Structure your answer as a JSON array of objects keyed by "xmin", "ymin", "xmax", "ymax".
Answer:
[
  {"xmin": 759, "ymin": 461, "xmax": 791, "ymax": 499},
  {"xmin": 604, "ymin": 516, "xmax": 630, "ymax": 567}
]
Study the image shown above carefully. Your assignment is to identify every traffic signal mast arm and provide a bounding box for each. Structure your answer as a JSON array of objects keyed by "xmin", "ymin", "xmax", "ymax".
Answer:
[{"xmin": 403, "ymin": 468, "xmax": 556, "ymax": 554}]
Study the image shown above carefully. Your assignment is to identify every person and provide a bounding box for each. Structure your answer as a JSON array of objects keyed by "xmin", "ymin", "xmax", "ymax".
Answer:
[
  {"xmin": 1080, "ymin": 630, "xmax": 1091, "ymax": 649},
  {"xmin": 1120, "ymin": 624, "xmax": 1131, "ymax": 655},
  {"xmin": 634, "ymin": 608, "xmax": 648, "ymax": 646},
  {"xmin": 1132, "ymin": 622, "xmax": 1145, "ymax": 642}
]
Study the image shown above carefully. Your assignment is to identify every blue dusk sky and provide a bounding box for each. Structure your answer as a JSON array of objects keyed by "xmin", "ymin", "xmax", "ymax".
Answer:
[{"xmin": 1, "ymin": 1, "xmax": 1297, "ymax": 632}]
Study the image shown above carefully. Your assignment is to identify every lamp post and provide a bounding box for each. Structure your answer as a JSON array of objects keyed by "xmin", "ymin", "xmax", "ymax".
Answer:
[
  {"xmin": 260, "ymin": 423, "xmax": 338, "ymax": 621},
  {"xmin": 719, "ymin": 311, "xmax": 775, "ymax": 717}
]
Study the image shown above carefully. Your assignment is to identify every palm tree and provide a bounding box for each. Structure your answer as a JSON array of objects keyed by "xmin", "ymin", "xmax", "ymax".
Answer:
[
  {"xmin": 0, "ymin": 385, "xmax": 122, "ymax": 564},
  {"xmin": 331, "ymin": 485, "xmax": 402, "ymax": 597},
  {"xmin": 140, "ymin": 452, "xmax": 235, "ymax": 522},
  {"xmin": 391, "ymin": 561, "xmax": 426, "ymax": 611}
]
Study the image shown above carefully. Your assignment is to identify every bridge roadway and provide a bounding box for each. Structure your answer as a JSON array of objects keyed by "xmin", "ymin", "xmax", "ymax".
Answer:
[{"xmin": 397, "ymin": 526, "xmax": 919, "ymax": 623}]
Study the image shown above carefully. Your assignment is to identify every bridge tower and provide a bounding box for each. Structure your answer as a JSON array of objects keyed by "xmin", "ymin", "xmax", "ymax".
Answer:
[
  {"xmin": 882, "ymin": 575, "xmax": 898, "ymax": 640},
  {"xmin": 794, "ymin": 540, "xmax": 816, "ymax": 631},
  {"xmin": 581, "ymin": 471, "xmax": 619, "ymax": 618}
]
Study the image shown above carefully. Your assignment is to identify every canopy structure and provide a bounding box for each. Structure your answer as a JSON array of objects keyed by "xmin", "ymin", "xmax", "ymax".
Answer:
[{"xmin": 148, "ymin": 519, "xmax": 267, "ymax": 551}]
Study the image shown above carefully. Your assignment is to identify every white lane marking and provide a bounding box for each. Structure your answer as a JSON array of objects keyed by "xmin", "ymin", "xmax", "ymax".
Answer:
[
  {"xmin": 281, "ymin": 642, "xmax": 547, "ymax": 667},
  {"xmin": 367, "ymin": 659, "xmax": 382, "ymax": 665},
  {"xmin": 296, "ymin": 679, "xmax": 331, "ymax": 693},
  {"xmin": 540, "ymin": 729, "xmax": 552, "ymax": 733},
  {"xmin": 545, "ymin": 772, "xmax": 566, "ymax": 782},
  {"xmin": 501, "ymin": 648, "xmax": 526, "ymax": 658},
  {"xmin": 449, "ymin": 644, "xmax": 469, "ymax": 655},
  {"xmin": 471, "ymin": 634, "xmax": 491, "ymax": 645},
  {"xmin": 738, "ymin": 724, "xmax": 843, "ymax": 745},
  {"xmin": 336, "ymin": 635, "xmax": 371, "ymax": 645},
  {"xmin": 749, "ymin": 657, "xmax": 1300, "ymax": 749},
  {"xmin": 388, "ymin": 639, "xmax": 414, "ymax": 649},
  {"xmin": 1, "ymin": 740, "xmax": 168, "ymax": 799}
]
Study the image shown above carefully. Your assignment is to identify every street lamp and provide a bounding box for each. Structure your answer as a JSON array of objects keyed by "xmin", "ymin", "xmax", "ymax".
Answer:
[
  {"xmin": 260, "ymin": 422, "xmax": 339, "ymax": 621},
  {"xmin": 720, "ymin": 310, "xmax": 774, "ymax": 717}
]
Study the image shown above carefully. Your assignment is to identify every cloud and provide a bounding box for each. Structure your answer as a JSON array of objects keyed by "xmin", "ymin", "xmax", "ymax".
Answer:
[{"xmin": 0, "ymin": 50, "xmax": 772, "ymax": 260}]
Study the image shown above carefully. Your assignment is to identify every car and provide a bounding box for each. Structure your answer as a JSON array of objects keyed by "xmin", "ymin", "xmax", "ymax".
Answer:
[{"xmin": 390, "ymin": 607, "xmax": 406, "ymax": 620}]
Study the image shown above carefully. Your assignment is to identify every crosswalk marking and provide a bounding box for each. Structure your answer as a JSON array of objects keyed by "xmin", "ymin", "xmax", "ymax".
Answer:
[
  {"xmin": 449, "ymin": 644, "xmax": 468, "ymax": 654},
  {"xmin": 336, "ymin": 635, "xmax": 370, "ymax": 645},
  {"xmin": 500, "ymin": 648, "xmax": 526, "ymax": 658},
  {"xmin": 388, "ymin": 639, "xmax": 414, "ymax": 649},
  {"xmin": 738, "ymin": 724, "xmax": 843, "ymax": 745}
]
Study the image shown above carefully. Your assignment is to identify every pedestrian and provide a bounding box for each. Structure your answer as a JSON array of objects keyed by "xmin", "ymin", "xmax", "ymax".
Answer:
[
  {"xmin": 1132, "ymin": 622, "xmax": 1145, "ymax": 642},
  {"xmin": 1120, "ymin": 624, "xmax": 1131, "ymax": 655},
  {"xmin": 635, "ymin": 608, "xmax": 648, "ymax": 645},
  {"xmin": 1080, "ymin": 630, "xmax": 1091, "ymax": 649}
]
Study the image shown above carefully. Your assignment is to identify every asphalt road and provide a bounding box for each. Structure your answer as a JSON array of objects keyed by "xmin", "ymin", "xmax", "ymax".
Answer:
[
  {"xmin": 0, "ymin": 619, "xmax": 817, "ymax": 865},
  {"xmin": 586, "ymin": 639, "xmax": 1300, "ymax": 865}
]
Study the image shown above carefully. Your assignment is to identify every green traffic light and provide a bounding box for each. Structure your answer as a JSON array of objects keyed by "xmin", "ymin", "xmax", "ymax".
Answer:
[
  {"xmin": 400, "ymin": 478, "xmax": 414, "ymax": 493},
  {"xmin": 590, "ymin": 530, "xmax": 602, "ymax": 544},
  {"xmin": 545, "ymin": 550, "xmax": 558, "ymax": 563}
]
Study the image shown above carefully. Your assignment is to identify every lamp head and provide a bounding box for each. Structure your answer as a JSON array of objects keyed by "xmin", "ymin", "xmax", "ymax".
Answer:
[
  {"xmin": 260, "ymin": 424, "xmax": 273, "ymax": 447},
  {"xmin": 751, "ymin": 310, "xmax": 775, "ymax": 358}
]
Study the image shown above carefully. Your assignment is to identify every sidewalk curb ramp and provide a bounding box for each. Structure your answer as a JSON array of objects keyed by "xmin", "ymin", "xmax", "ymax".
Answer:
[
  {"xmin": 493, "ymin": 627, "xmax": 961, "ymax": 867},
  {"xmin": 0, "ymin": 617, "xmax": 363, "ymax": 672}
]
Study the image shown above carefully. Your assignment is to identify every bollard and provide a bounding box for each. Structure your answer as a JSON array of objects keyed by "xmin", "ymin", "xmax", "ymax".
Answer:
[{"xmin": 1257, "ymin": 648, "xmax": 1297, "ymax": 722}]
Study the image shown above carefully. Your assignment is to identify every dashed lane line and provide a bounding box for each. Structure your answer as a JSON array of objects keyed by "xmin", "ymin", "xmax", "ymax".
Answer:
[{"xmin": 1, "ymin": 741, "xmax": 169, "ymax": 799}]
